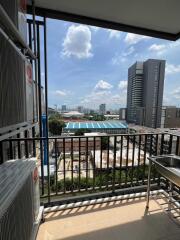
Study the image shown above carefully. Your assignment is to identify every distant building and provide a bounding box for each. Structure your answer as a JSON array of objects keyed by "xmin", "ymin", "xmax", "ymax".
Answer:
[
  {"xmin": 161, "ymin": 106, "xmax": 180, "ymax": 128},
  {"xmin": 61, "ymin": 105, "xmax": 66, "ymax": 112},
  {"xmin": 127, "ymin": 59, "xmax": 165, "ymax": 128},
  {"xmin": 77, "ymin": 106, "xmax": 83, "ymax": 113},
  {"xmin": 99, "ymin": 104, "xmax": 106, "ymax": 115},
  {"xmin": 63, "ymin": 120, "xmax": 128, "ymax": 134},
  {"xmin": 62, "ymin": 111, "xmax": 84, "ymax": 118},
  {"xmin": 119, "ymin": 108, "xmax": 127, "ymax": 120}
]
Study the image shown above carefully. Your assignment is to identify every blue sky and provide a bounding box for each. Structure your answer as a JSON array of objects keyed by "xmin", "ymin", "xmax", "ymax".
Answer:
[{"xmin": 44, "ymin": 19, "xmax": 180, "ymax": 110}]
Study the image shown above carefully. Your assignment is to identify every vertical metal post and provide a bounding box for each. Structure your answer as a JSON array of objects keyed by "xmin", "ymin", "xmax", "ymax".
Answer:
[
  {"xmin": 143, "ymin": 135, "xmax": 147, "ymax": 183},
  {"xmin": 37, "ymin": 22, "xmax": 44, "ymax": 196},
  {"xmin": 71, "ymin": 138, "xmax": 74, "ymax": 192},
  {"xmin": 17, "ymin": 133, "xmax": 21, "ymax": 159},
  {"xmin": 146, "ymin": 159, "xmax": 152, "ymax": 209},
  {"xmin": 86, "ymin": 137, "xmax": 88, "ymax": 191},
  {"xmin": 32, "ymin": 127, "xmax": 36, "ymax": 157},
  {"xmin": 176, "ymin": 136, "xmax": 180, "ymax": 155},
  {"xmin": 112, "ymin": 136, "xmax": 117, "ymax": 192},
  {"xmin": 168, "ymin": 135, "xmax": 173, "ymax": 154},
  {"xmin": 106, "ymin": 136, "xmax": 110, "ymax": 190},
  {"xmin": 93, "ymin": 136, "xmax": 96, "ymax": 190},
  {"xmin": 119, "ymin": 135, "xmax": 123, "ymax": 186},
  {"xmin": 43, "ymin": 16, "xmax": 50, "ymax": 203},
  {"xmin": 32, "ymin": 0, "xmax": 39, "ymax": 121},
  {"xmin": 125, "ymin": 135, "xmax": 129, "ymax": 186},
  {"xmin": 100, "ymin": 136, "xmax": 103, "ymax": 190},
  {"xmin": 0, "ymin": 141, "xmax": 4, "ymax": 164},
  {"xmin": 63, "ymin": 138, "xmax": 66, "ymax": 194},
  {"xmin": 131, "ymin": 135, "xmax": 135, "ymax": 186},
  {"xmin": 24, "ymin": 130, "xmax": 29, "ymax": 158},
  {"xmin": 55, "ymin": 139, "xmax": 58, "ymax": 195},
  {"xmin": 160, "ymin": 133, "xmax": 164, "ymax": 155},
  {"xmin": 78, "ymin": 138, "xmax": 81, "ymax": 192}
]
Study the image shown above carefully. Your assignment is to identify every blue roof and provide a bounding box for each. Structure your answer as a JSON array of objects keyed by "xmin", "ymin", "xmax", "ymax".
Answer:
[{"xmin": 65, "ymin": 121, "xmax": 128, "ymax": 129}]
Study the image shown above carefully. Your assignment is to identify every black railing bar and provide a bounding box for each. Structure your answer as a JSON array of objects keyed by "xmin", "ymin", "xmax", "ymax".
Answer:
[
  {"xmin": 125, "ymin": 135, "xmax": 129, "ymax": 185},
  {"xmin": 78, "ymin": 138, "xmax": 81, "ymax": 192},
  {"xmin": 41, "ymin": 177, "xmax": 160, "ymax": 199},
  {"xmin": 136, "ymin": 135, "xmax": 141, "ymax": 183},
  {"xmin": 55, "ymin": 139, "xmax": 58, "ymax": 195},
  {"xmin": 112, "ymin": 136, "xmax": 117, "ymax": 192},
  {"xmin": 106, "ymin": 136, "xmax": 110, "ymax": 190},
  {"xmin": 131, "ymin": 135, "xmax": 135, "ymax": 186},
  {"xmin": 4, "ymin": 132, "xmax": 178, "ymax": 142},
  {"xmin": 63, "ymin": 138, "xmax": 66, "ymax": 194},
  {"xmin": 100, "ymin": 136, "xmax": 103, "ymax": 190},
  {"xmin": 93, "ymin": 136, "xmax": 96, "ymax": 190},
  {"xmin": 176, "ymin": 136, "xmax": 180, "ymax": 155},
  {"xmin": 32, "ymin": 127, "xmax": 36, "ymax": 157},
  {"xmin": 86, "ymin": 137, "xmax": 88, "ymax": 191},
  {"xmin": 168, "ymin": 135, "xmax": 173, "ymax": 154},
  {"xmin": 27, "ymin": 18, "xmax": 44, "ymax": 26},
  {"xmin": 0, "ymin": 123, "xmax": 38, "ymax": 142},
  {"xmin": 42, "ymin": 183, "xmax": 159, "ymax": 206},
  {"xmin": 119, "ymin": 135, "xmax": 123, "ymax": 186},
  {"xmin": 17, "ymin": 133, "xmax": 21, "ymax": 159},
  {"xmin": 71, "ymin": 138, "xmax": 74, "ymax": 193}
]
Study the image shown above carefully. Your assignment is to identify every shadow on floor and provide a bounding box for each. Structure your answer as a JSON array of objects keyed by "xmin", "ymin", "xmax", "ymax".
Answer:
[{"xmin": 45, "ymin": 197, "xmax": 161, "ymax": 222}]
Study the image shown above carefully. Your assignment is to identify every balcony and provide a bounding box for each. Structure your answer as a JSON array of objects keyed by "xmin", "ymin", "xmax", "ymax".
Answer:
[
  {"xmin": 1, "ymin": 132, "xmax": 180, "ymax": 239},
  {"xmin": 37, "ymin": 198, "xmax": 180, "ymax": 240}
]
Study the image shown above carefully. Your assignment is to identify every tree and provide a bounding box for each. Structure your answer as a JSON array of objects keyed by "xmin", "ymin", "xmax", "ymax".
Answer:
[
  {"xmin": 101, "ymin": 136, "xmax": 109, "ymax": 150},
  {"xmin": 48, "ymin": 114, "xmax": 65, "ymax": 136},
  {"xmin": 74, "ymin": 129, "xmax": 91, "ymax": 136}
]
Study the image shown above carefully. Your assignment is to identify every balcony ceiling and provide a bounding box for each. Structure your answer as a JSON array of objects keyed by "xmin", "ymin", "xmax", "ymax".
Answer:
[{"xmin": 29, "ymin": 0, "xmax": 180, "ymax": 40}]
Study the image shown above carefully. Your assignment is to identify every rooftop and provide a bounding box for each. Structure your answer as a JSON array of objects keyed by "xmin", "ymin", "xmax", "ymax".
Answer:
[{"xmin": 65, "ymin": 120, "xmax": 128, "ymax": 130}]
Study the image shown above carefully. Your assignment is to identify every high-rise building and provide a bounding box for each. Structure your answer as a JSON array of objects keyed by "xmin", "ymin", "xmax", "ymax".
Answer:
[
  {"xmin": 77, "ymin": 106, "xmax": 83, "ymax": 113},
  {"xmin": 127, "ymin": 59, "xmax": 165, "ymax": 128},
  {"xmin": 119, "ymin": 108, "xmax": 127, "ymax": 120},
  {"xmin": 99, "ymin": 104, "xmax": 106, "ymax": 115},
  {"xmin": 61, "ymin": 105, "xmax": 66, "ymax": 112},
  {"xmin": 161, "ymin": 106, "xmax": 180, "ymax": 128}
]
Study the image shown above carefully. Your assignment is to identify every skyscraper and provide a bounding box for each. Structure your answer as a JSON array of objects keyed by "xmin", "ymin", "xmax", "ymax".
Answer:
[
  {"xmin": 127, "ymin": 59, "xmax": 165, "ymax": 128},
  {"xmin": 99, "ymin": 104, "xmax": 106, "ymax": 115},
  {"xmin": 61, "ymin": 105, "xmax": 66, "ymax": 112}
]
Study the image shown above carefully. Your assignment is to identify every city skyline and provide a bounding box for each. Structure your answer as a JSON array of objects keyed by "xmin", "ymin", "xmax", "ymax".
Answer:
[{"xmin": 45, "ymin": 19, "xmax": 180, "ymax": 109}]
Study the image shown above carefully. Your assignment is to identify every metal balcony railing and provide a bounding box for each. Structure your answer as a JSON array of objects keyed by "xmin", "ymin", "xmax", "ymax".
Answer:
[{"xmin": 0, "ymin": 133, "xmax": 180, "ymax": 206}]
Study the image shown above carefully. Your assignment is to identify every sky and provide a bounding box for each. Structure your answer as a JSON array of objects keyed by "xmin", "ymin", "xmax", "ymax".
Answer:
[{"xmin": 43, "ymin": 18, "xmax": 180, "ymax": 110}]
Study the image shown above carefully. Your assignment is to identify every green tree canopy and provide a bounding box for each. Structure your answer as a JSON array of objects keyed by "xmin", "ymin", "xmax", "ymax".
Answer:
[
  {"xmin": 48, "ymin": 113, "xmax": 65, "ymax": 135},
  {"xmin": 74, "ymin": 129, "xmax": 91, "ymax": 136}
]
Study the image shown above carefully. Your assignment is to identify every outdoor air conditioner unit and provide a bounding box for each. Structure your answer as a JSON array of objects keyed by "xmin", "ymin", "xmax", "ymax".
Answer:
[{"xmin": 0, "ymin": 158, "xmax": 43, "ymax": 240}]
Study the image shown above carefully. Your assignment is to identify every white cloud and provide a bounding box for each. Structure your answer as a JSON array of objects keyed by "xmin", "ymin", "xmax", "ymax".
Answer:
[
  {"xmin": 166, "ymin": 64, "xmax": 180, "ymax": 75},
  {"xmin": 124, "ymin": 33, "xmax": 151, "ymax": 45},
  {"xmin": 172, "ymin": 88, "xmax": 180, "ymax": 99},
  {"xmin": 55, "ymin": 90, "xmax": 67, "ymax": 96},
  {"xmin": 81, "ymin": 90, "xmax": 126, "ymax": 107},
  {"xmin": 90, "ymin": 26, "xmax": 99, "ymax": 32},
  {"xmin": 111, "ymin": 47, "xmax": 135, "ymax": 65},
  {"xmin": 62, "ymin": 24, "xmax": 93, "ymax": 59},
  {"xmin": 118, "ymin": 81, "xmax": 127, "ymax": 90},
  {"xmin": 122, "ymin": 46, "xmax": 135, "ymax": 57},
  {"xmin": 107, "ymin": 29, "xmax": 121, "ymax": 39},
  {"xmin": 94, "ymin": 80, "xmax": 113, "ymax": 91},
  {"xmin": 149, "ymin": 44, "xmax": 166, "ymax": 52}
]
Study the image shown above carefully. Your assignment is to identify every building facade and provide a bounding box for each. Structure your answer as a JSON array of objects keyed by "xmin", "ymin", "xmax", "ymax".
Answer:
[
  {"xmin": 99, "ymin": 104, "xmax": 106, "ymax": 115},
  {"xmin": 161, "ymin": 106, "xmax": 180, "ymax": 128},
  {"xmin": 119, "ymin": 108, "xmax": 127, "ymax": 120},
  {"xmin": 127, "ymin": 59, "xmax": 165, "ymax": 128},
  {"xmin": 61, "ymin": 105, "xmax": 67, "ymax": 112}
]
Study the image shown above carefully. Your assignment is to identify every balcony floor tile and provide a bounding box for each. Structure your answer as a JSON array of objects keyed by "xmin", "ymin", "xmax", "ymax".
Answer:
[{"xmin": 37, "ymin": 198, "xmax": 180, "ymax": 240}]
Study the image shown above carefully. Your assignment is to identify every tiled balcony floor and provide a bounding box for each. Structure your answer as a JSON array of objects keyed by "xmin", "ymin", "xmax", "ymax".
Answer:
[{"xmin": 37, "ymin": 197, "xmax": 180, "ymax": 240}]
